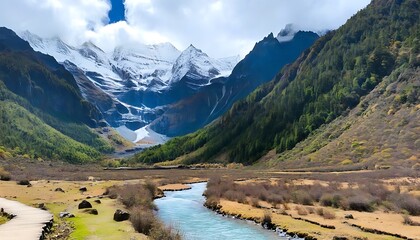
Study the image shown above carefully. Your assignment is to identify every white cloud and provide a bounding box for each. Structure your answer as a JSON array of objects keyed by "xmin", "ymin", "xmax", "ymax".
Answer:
[{"xmin": 0, "ymin": 0, "xmax": 370, "ymax": 57}]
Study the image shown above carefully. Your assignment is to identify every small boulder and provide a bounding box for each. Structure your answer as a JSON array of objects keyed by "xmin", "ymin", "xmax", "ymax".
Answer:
[
  {"xmin": 59, "ymin": 212, "xmax": 75, "ymax": 218},
  {"xmin": 37, "ymin": 203, "xmax": 47, "ymax": 210},
  {"xmin": 54, "ymin": 188, "xmax": 65, "ymax": 193},
  {"xmin": 78, "ymin": 200, "xmax": 92, "ymax": 209},
  {"xmin": 94, "ymin": 199, "xmax": 101, "ymax": 204},
  {"xmin": 113, "ymin": 209, "xmax": 130, "ymax": 222},
  {"xmin": 344, "ymin": 214, "xmax": 354, "ymax": 219},
  {"xmin": 17, "ymin": 180, "xmax": 30, "ymax": 186},
  {"xmin": 83, "ymin": 209, "xmax": 98, "ymax": 215},
  {"xmin": 79, "ymin": 186, "xmax": 87, "ymax": 192},
  {"xmin": 333, "ymin": 237, "xmax": 348, "ymax": 240}
]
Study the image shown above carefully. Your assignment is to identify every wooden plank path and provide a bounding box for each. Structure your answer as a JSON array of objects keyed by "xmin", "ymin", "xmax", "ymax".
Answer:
[{"xmin": 0, "ymin": 198, "xmax": 53, "ymax": 240}]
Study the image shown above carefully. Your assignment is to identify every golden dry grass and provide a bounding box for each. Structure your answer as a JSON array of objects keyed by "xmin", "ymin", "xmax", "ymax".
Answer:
[
  {"xmin": 219, "ymin": 199, "xmax": 420, "ymax": 240},
  {"xmin": 0, "ymin": 180, "xmax": 146, "ymax": 240},
  {"xmin": 158, "ymin": 183, "xmax": 191, "ymax": 191}
]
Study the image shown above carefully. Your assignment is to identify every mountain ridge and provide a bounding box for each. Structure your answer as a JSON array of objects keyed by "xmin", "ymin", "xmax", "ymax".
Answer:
[{"xmin": 133, "ymin": 0, "xmax": 419, "ymax": 168}]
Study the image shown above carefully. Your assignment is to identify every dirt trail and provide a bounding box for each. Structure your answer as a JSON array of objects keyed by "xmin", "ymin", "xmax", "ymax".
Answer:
[{"xmin": 0, "ymin": 198, "xmax": 53, "ymax": 240}]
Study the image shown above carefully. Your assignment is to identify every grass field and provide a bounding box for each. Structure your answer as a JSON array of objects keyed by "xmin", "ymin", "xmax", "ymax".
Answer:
[{"xmin": 0, "ymin": 162, "xmax": 418, "ymax": 239}]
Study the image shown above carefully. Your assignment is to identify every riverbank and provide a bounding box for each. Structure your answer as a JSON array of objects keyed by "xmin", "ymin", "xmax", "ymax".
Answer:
[
  {"xmin": 0, "ymin": 166, "xmax": 418, "ymax": 239},
  {"xmin": 155, "ymin": 182, "xmax": 281, "ymax": 240},
  {"xmin": 203, "ymin": 177, "xmax": 420, "ymax": 240}
]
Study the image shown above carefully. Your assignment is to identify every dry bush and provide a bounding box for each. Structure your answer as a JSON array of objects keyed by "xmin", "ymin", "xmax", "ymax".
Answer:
[
  {"xmin": 306, "ymin": 206, "xmax": 315, "ymax": 214},
  {"xmin": 295, "ymin": 205, "xmax": 308, "ymax": 215},
  {"xmin": 361, "ymin": 183, "xmax": 391, "ymax": 201},
  {"xmin": 347, "ymin": 195, "xmax": 374, "ymax": 212},
  {"xmin": 0, "ymin": 167, "xmax": 11, "ymax": 181},
  {"xmin": 315, "ymin": 207, "xmax": 324, "ymax": 216},
  {"xmin": 390, "ymin": 193, "xmax": 420, "ymax": 216},
  {"xmin": 262, "ymin": 211, "xmax": 272, "ymax": 223},
  {"xmin": 261, "ymin": 211, "xmax": 275, "ymax": 229},
  {"xmin": 315, "ymin": 208, "xmax": 336, "ymax": 219},
  {"xmin": 320, "ymin": 193, "xmax": 342, "ymax": 208},
  {"xmin": 283, "ymin": 203, "xmax": 290, "ymax": 210},
  {"xmin": 292, "ymin": 190, "xmax": 314, "ymax": 205},
  {"xmin": 113, "ymin": 184, "xmax": 156, "ymax": 209},
  {"xmin": 204, "ymin": 196, "xmax": 220, "ymax": 210},
  {"xmin": 266, "ymin": 194, "xmax": 284, "ymax": 205},
  {"xmin": 149, "ymin": 224, "xmax": 182, "ymax": 240},
  {"xmin": 224, "ymin": 190, "xmax": 246, "ymax": 203},
  {"xmin": 204, "ymin": 175, "xmax": 419, "ymax": 216},
  {"xmin": 321, "ymin": 209, "xmax": 336, "ymax": 219},
  {"xmin": 402, "ymin": 215, "xmax": 420, "ymax": 226},
  {"xmin": 130, "ymin": 207, "xmax": 156, "ymax": 235},
  {"xmin": 250, "ymin": 198, "xmax": 260, "ymax": 208}
]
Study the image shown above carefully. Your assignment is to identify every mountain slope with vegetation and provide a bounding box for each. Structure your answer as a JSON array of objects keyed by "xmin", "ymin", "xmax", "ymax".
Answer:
[
  {"xmin": 132, "ymin": 0, "xmax": 419, "ymax": 167},
  {"xmin": 150, "ymin": 31, "xmax": 319, "ymax": 136},
  {"xmin": 0, "ymin": 27, "xmax": 113, "ymax": 163}
]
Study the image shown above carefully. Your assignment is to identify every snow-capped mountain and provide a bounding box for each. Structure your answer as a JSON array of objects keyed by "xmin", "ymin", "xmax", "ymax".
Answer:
[
  {"xmin": 170, "ymin": 44, "xmax": 239, "ymax": 85},
  {"xmin": 20, "ymin": 31, "xmax": 239, "ymax": 143}
]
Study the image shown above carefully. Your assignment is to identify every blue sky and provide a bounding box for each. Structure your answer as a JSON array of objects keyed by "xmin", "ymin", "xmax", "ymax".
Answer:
[{"xmin": 108, "ymin": 0, "xmax": 125, "ymax": 23}]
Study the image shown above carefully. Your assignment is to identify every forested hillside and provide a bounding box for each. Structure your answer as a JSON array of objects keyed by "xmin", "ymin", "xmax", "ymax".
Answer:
[
  {"xmin": 0, "ymin": 28, "xmax": 113, "ymax": 163},
  {"xmin": 133, "ymin": 0, "xmax": 419, "ymax": 167}
]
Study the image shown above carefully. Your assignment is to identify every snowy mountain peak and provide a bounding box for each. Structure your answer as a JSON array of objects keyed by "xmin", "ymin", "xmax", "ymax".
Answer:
[{"xmin": 170, "ymin": 44, "xmax": 239, "ymax": 84}]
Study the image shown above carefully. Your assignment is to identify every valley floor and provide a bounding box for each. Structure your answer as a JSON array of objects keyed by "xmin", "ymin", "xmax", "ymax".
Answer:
[{"xmin": 0, "ymin": 161, "xmax": 418, "ymax": 239}]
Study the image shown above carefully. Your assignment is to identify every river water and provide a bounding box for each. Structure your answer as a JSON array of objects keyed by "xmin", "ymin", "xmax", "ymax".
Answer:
[{"xmin": 155, "ymin": 182, "xmax": 288, "ymax": 240}]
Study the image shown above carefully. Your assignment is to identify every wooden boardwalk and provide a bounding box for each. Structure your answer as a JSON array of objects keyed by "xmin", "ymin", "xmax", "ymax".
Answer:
[{"xmin": 0, "ymin": 198, "xmax": 53, "ymax": 240}]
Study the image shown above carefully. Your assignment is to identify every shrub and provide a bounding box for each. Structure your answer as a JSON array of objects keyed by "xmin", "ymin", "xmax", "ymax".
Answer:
[
  {"xmin": 320, "ymin": 194, "xmax": 334, "ymax": 207},
  {"xmin": 130, "ymin": 208, "xmax": 155, "ymax": 235},
  {"xmin": 261, "ymin": 211, "xmax": 275, "ymax": 229},
  {"xmin": 296, "ymin": 206, "xmax": 308, "ymax": 215},
  {"xmin": 224, "ymin": 190, "xmax": 246, "ymax": 203},
  {"xmin": 348, "ymin": 195, "xmax": 374, "ymax": 212},
  {"xmin": 402, "ymin": 215, "xmax": 420, "ymax": 226},
  {"xmin": 361, "ymin": 183, "xmax": 391, "ymax": 201},
  {"xmin": 322, "ymin": 209, "xmax": 336, "ymax": 219},
  {"xmin": 390, "ymin": 193, "xmax": 420, "ymax": 216},
  {"xmin": 149, "ymin": 224, "xmax": 182, "ymax": 240},
  {"xmin": 0, "ymin": 167, "xmax": 11, "ymax": 181},
  {"xmin": 320, "ymin": 193, "xmax": 342, "ymax": 208},
  {"xmin": 293, "ymin": 190, "xmax": 313, "ymax": 205},
  {"xmin": 306, "ymin": 206, "xmax": 315, "ymax": 214},
  {"xmin": 315, "ymin": 208, "xmax": 336, "ymax": 219},
  {"xmin": 250, "ymin": 198, "xmax": 260, "ymax": 208},
  {"xmin": 267, "ymin": 194, "xmax": 284, "ymax": 205},
  {"xmin": 204, "ymin": 197, "xmax": 220, "ymax": 210}
]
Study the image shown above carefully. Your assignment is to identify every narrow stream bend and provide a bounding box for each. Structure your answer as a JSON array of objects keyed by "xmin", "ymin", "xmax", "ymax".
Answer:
[{"xmin": 155, "ymin": 182, "xmax": 290, "ymax": 240}]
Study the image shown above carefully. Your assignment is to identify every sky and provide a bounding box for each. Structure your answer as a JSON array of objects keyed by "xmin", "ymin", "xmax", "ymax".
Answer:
[{"xmin": 0, "ymin": 0, "xmax": 370, "ymax": 58}]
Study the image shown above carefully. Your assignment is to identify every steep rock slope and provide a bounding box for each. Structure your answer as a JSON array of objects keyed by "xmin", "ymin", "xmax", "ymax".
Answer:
[{"xmin": 133, "ymin": 0, "xmax": 419, "ymax": 167}]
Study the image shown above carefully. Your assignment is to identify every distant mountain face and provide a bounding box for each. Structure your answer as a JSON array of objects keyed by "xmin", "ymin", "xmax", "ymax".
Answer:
[
  {"xmin": 133, "ymin": 0, "xmax": 419, "ymax": 167},
  {"xmin": 150, "ymin": 30, "xmax": 319, "ymax": 136},
  {"xmin": 21, "ymin": 32, "xmax": 239, "ymax": 139},
  {"xmin": 0, "ymin": 27, "xmax": 103, "ymax": 126}
]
